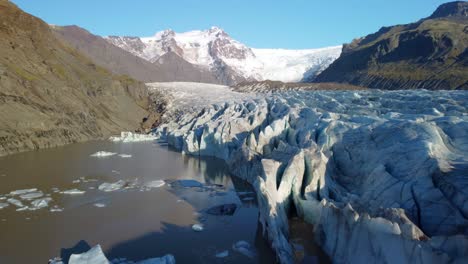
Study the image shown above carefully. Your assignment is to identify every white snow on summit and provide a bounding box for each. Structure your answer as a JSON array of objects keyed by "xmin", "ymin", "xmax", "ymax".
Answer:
[{"xmin": 105, "ymin": 27, "xmax": 341, "ymax": 83}]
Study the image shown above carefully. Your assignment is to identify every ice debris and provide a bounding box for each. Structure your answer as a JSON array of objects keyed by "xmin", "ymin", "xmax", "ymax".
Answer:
[
  {"xmin": 144, "ymin": 180, "xmax": 165, "ymax": 188},
  {"xmin": 62, "ymin": 244, "xmax": 175, "ymax": 264},
  {"xmin": 191, "ymin": 224, "xmax": 204, "ymax": 232},
  {"xmin": 215, "ymin": 250, "xmax": 229, "ymax": 258},
  {"xmin": 109, "ymin": 132, "xmax": 158, "ymax": 143},
  {"xmin": 98, "ymin": 180, "xmax": 127, "ymax": 192},
  {"xmin": 90, "ymin": 151, "xmax": 117, "ymax": 157},
  {"xmin": 61, "ymin": 189, "xmax": 86, "ymax": 195},
  {"xmin": 232, "ymin": 241, "xmax": 256, "ymax": 259}
]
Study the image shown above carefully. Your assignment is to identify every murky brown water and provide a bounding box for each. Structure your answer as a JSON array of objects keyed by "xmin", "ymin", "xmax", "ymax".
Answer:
[{"xmin": 0, "ymin": 141, "xmax": 277, "ymax": 263}]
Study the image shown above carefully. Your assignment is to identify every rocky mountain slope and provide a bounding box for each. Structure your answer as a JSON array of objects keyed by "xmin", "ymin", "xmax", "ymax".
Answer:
[
  {"xmin": 106, "ymin": 27, "xmax": 341, "ymax": 84},
  {"xmin": 52, "ymin": 25, "xmax": 221, "ymax": 84},
  {"xmin": 0, "ymin": 0, "xmax": 151, "ymax": 156},
  {"xmin": 313, "ymin": 1, "xmax": 468, "ymax": 90}
]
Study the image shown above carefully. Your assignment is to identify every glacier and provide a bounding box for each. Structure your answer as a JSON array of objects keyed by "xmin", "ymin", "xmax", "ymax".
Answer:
[
  {"xmin": 154, "ymin": 88, "xmax": 468, "ymax": 264},
  {"xmin": 105, "ymin": 27, "xmax": 341, "ymax": 83}
]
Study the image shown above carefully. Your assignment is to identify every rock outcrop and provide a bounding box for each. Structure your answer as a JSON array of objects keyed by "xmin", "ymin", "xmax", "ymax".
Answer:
[
  {"xmin": 155, "ymin": 87, "xmax": 468, "ymax": 263},
  {"xmin": 312, "ymin": 1, "xmax": 468, "ymax": 90},
  {"xmin": 0, "ymin": 0, "xmax": 150, "ymax": 156}
]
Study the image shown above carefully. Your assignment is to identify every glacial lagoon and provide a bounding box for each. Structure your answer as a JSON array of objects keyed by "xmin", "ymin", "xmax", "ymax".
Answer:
[{"xmin": 0, "ymin": 141, "xmax": 280, "ymax": 263}]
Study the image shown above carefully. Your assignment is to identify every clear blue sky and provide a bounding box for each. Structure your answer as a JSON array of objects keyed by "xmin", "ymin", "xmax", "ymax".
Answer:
[{"xmin": 12, "ymin": 0, "xmax": 452, "ymax": 49}]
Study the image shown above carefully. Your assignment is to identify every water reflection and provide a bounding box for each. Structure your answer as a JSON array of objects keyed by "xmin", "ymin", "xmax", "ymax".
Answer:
[{"xmin": 0, "ymin": 141, "xmax": 275, "ymax": 263}]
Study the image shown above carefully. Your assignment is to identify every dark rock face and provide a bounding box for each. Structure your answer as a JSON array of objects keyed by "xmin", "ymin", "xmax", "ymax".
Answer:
[
  {"xmin": 313, "ymin": 1, "xmax": 468, "ymax": 90},
  {"xmin": 429, "ymin": 1, "xmax": 468, "ymax": 19},
  {"xmin": 0, "ymin": 1, "xmax": 149, "ymax": 156},
  {"xmin": 53, "ymin": 26, "xmax": 173, "ymax": 83}
]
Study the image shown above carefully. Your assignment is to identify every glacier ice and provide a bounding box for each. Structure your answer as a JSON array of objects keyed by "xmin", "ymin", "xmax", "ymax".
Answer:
[
  {"xmin": 156, "ymin": 89, "xmax": 468, "ymax": 263},
  {"xmin": 144, "ymin": 180, "xmax": 165, "ymax": 188},
  {"xmin": 7, "ymin": 198, "xmax": 24, "ymax": 208},
  {"xmin": 98, "ymin": 180, "xmax": 127, "ymax": 192},
  {"xmin": 109, "ymin": 132, "xmax": 157, "ymax": 143},
  {"xmin": 232, "ymin": 241, "xmax": 256, "ymax": 259},
  {"xmin": 19, "ymin": 191, "xmax": 44, "ymax": 200},
  {"xmin": 30, "ymin": 198, "xmax": 52, "ymax": 210},
  {"xmin": 63, "ymin": 244, "xmax": 175, "ymax": 264},
  {"xmin": 68, "ymin": 245, "xmax": 109, "ymax": 264},
  {"xmin": 191, "ymin": 224, "xmax": 204, "ymax": 232},
  {"xmin": 9, "ymin": 188, "xmax": 38, "ymax": 196},
  {"xmin": 90, "ymin": 151, "xmax": 117, "ymax": 157},
  {"xmin": 61, "ymin": 189, "xmax": 86, "ymax": 195},
  {"xmin": 215, "ymin": 250, "xmax": 229, "ymax": 258}
]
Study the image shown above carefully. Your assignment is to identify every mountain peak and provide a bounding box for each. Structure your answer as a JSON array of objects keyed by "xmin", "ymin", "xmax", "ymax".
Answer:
[
  {"xmin": 429, "ymin": 1, "xmax": 468, "ymax": 19},
  {"xmin": 154, "ymin": 29, "xmax": 175, "ymax": 39}
]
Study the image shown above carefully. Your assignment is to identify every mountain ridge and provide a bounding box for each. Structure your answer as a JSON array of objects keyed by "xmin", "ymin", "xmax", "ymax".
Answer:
[
  {"xmin": 312, "ymin": 1, "xmax": 468, "ymax": 90},
  {"xmin": 105, "ymin": 27, "xmax": 342, "ymax": 84},
  {"xmin": 0, "ymin": 0, "xmax": 151, "ymax": 156}
]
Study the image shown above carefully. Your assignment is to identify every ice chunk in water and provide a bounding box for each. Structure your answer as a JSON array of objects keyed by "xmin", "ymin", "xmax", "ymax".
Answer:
[
  {"xmin": 65, "ymin": 244, "xmax": 175, "ymax": 264},
  {"xmin": 192, "ymin": 224, "xmax": 204, "ymax": 232},
  {"xmin": 20, "ymin": 191, "xmax": 44, "ymax": 200},
  {"xmin": 7, "ymin": 198, "xmax": 24, "ymax": 207},
  {"xmin": 98, "ymin": 180, "xmax": 126, "ymax": 192},
  {"xmin": 94, "ymin": 203, "xmax": 107, "ymax": 208},
  {"xmin": 50, "ymin": 206, "xmax": 64, "ymax": 213},
  {"xmin": 90, "ymin": 151, "xmax": 117, "ymax": 157},
  {"xmin": 68, "ymin": 245, "xmax": 109, "ymax": 264},
  {"xmin": 135, "ymin": 254, "xmax": 176, "ymax": 264},
  {"xmin": 232, "ymin": 241, "xmax": 256, "ymax": 258},
  {"xmin": 9, "ymin": 188, "xmax": 38, "ymax": 196},
  {"xmin": 118, "ymin": 154, "xmax": 132, "ymax": 158},
  {"xmin": 30, "ymin": 198, "xmax": 52, "ymax": 210},
  {"xmin": 145, "ymin": 180, "xmax": 165, "ymax": 188},
  {"xmin": 0, "ymin": 203, "xmax": 9, "ymax": 209},
  {"xmin": 215, "ymin": 250, "xmax": 229, "ymax": 258},
  {"xmin": 62, "ymin": 189, "xmax": 86, "ymax": 195}
]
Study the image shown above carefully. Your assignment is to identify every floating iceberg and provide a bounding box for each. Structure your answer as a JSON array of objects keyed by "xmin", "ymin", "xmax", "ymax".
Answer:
[
  {"xmin": 0, "ymin": 202, "xmax": 9, "ymax": 209},
  {"xmin": 61, "ymin": 189, "xmax": 86, "ymax": 195},
  {"xmin": 215, "ymin": 250, "xmax": 229, "ymax": 258},
  {"xmin": 7, "ymin": 198, "xmax": 24, "ymax": 207},
  {"xmin": 10, "ymin": 188, "xmax": 38, "ymax": 196},
  {"xmin": 118, "ymin": 154, "xmax": 132, "ymax": 158},
  {"xmin": 98, "ymin": 180, "xmax": 127, "ymax": 192},
  {"xmin": 30, "ymin": 198, "xmax": 52, "ymax": 210},
  {"xmin": 19, "ymin": 191, "xmax": 44, "ymax": 200},
  {"xmin": 64, "ymin": 244, "xmax": 175, "ymax": 264},
  {"xmin": 191, "ymin": 224, "xmax": 204, "ymax": 232},
  {"xmin": 109, "ymin": 132, "xmax": 157, "ymax": 143},
  {"xmin": 144, "ymin": 180, "xmax": 165, "ymax": 188},
  {"xmin": 90, "ymin": 151, "xmax": 117, "ymax": 157},
  {"xmin": 232, "ymin": 241, "xmax": 256, "ymax": 259},
  {"xmin": 68, "ymin": 245, "xmax": 109, "ymax": 264},
  {"xmin": 94, "ymin": 203, "xmax": 107, "ymax": 208}
]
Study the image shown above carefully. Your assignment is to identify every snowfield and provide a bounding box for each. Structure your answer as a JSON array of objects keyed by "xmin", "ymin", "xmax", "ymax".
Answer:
[
  {"xmin": 147, "ymin": 82, "xmax": 255, "ymax": 113},
  {"xmin": 106, "ymin": 27, "xmax": 341, "ymax": 82},
  {"xmin": 155, "ymin": 86, "xmax": 468, "ymax": 264}
]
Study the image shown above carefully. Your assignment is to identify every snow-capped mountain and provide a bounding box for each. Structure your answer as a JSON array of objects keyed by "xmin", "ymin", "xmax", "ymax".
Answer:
[{"xmin": 105, "ymin": 27, "xmax": 341, "ymax": 83}]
